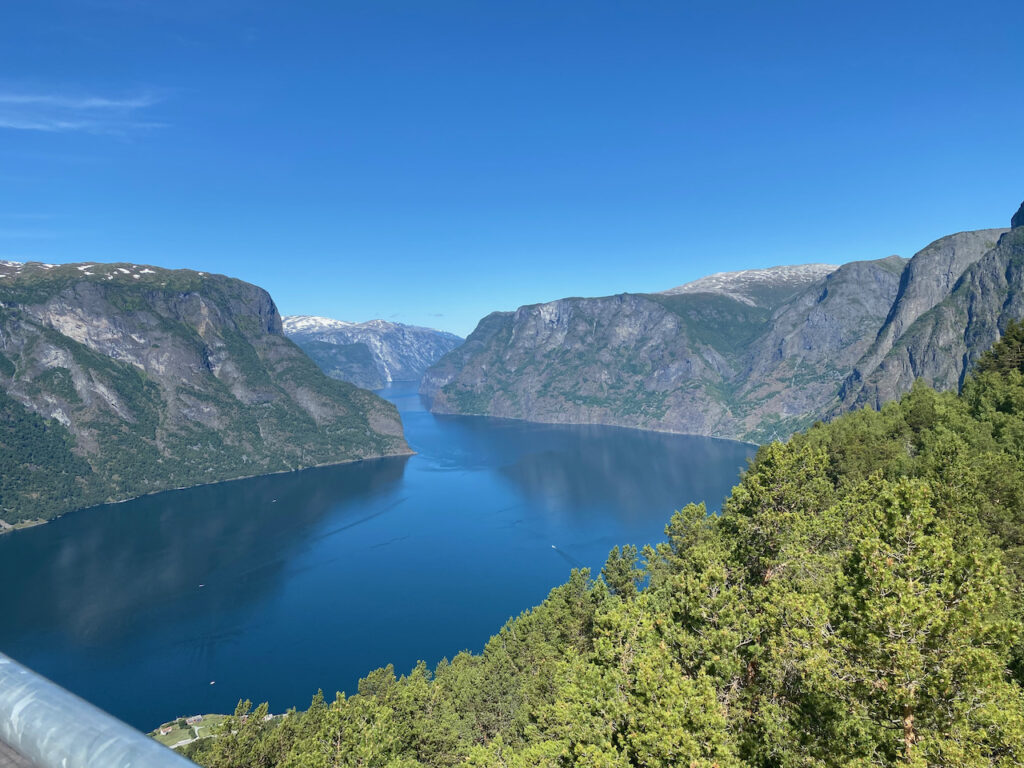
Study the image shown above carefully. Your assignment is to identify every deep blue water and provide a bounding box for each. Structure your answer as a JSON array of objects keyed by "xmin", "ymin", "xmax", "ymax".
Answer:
[{"xmin": 0, "ymin": 383, "xmax": 755, "ymax": 730}]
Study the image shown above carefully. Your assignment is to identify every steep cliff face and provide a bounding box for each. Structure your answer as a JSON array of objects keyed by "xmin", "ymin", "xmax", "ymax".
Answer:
[
  {"xmin": 841, "ymin": 226, "xmax": 1023, "ymax": 408},
  {"xmin": 423, "ymin": 208, "xmax": 1023, "ymax": 443},
  {"xmin": 289, "ymin": 339, "xmax": 385, "ymax": 390},
  {"xmin": 423, "ymin": 259, "xmax": 907, "ymax": 442},
  {"xmin": 0, "ymin": 261, "xmax": 409, "ymax": 524},
  {"xmin": 424, "ymin": 293, "xmax": 735, "ymax": 435},
  {"xmin": 731, "ymin": 256, "xmax": 907, "ymax": 440},
  {"xmin": 283, "ymin": 316, "xmax": 463, "ymax": 386}
]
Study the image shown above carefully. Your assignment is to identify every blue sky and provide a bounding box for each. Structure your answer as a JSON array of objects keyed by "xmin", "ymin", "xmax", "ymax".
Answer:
[{"xmin": 1, "ymin": 1, "xmax": 1022, "ymax": 337}]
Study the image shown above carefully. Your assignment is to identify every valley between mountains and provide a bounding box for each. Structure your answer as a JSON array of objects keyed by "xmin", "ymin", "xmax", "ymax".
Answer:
[
  {"xmin": 282, "ymin": 315, "xmax": 462, "ymax": 390},
  {"xmin": 2, "ymin": 202, "xmax": 1022, "ymax": 526}
]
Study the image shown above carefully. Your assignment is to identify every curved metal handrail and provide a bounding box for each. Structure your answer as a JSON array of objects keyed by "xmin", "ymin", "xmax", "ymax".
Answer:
[{"xmin": 0, "ymin": 653, "xmax": 196, "ymax": 768}]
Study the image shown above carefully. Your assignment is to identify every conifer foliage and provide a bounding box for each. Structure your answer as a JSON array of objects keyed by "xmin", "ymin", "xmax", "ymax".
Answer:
[{"xmin": 185, "ymin": 334, "xmax": 1024, "ymax": 767}]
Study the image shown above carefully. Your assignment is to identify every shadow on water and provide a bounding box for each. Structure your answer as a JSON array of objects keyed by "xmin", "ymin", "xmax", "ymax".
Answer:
[
  {"xmin": 0, "ymin": 382, "xmax": 755, "ymax": 730},
  {"xmin": 499, "ymin": 425, "xmax": 751, "ymax": 518},
  {"xmin": 0, "ymin": 456, "xmax": 410, "ymax": 647},
  {"xmin": 420, "ymin": 412, "xmax": 752, "ymax": 518},
  {"xmin": 550, "ymin": 545, "xmax": 586, "ymax": 569}
]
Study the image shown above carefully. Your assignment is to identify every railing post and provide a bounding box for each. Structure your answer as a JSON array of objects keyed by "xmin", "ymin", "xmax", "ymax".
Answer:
[{"xmin": 0, "ymin": 653, "xmax": 197, "ymax": 768}]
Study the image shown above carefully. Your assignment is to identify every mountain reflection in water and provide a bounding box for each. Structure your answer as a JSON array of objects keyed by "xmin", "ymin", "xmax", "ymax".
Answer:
[{"xmin": 0, "ymin": 382, "xmax": 754, "ymax": 730}]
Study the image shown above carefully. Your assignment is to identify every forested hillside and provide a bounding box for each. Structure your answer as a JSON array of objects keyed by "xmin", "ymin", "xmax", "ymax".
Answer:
[
  {"xmin": 0, "ymin": 261, "xmax": 410, "ymax": 524},
  {"xmin": 181, "ymin": 324, "xmax": 1024, "ymax": 766}
]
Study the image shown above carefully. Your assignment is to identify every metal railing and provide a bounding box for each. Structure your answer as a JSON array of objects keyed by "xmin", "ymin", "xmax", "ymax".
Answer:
[{"xmin": 0, "ymin": 653, "xmax": 196, "ymax": 768}]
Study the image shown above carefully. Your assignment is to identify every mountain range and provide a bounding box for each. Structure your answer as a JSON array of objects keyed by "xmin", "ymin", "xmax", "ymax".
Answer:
[
  {"xmin": 4, "ymin": 201, "xmax": 1022, "ymax": 524},
  {"xmin": 423, "ymin": 203, "xmax": 1024, "ymax": 443},
  {"xmin": 0, "ymin": 262, "xmax": 410, "ymax": 526},
  {"xmin": 283, "ymin": 315, "xmax": 463, "ymax": 389}
]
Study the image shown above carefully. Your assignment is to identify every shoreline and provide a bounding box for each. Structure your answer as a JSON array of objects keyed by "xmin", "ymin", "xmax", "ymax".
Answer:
[
  {"xmin": 0, "ymin": 447, "xmax": 415, "ymax": 536},
  {"xmin": 2, "ymin": 401, "xmax": 762, "ymax": 541},
  {"xmin": 0, "ymin": 518, "xmax": 47, "ymax": 536}
]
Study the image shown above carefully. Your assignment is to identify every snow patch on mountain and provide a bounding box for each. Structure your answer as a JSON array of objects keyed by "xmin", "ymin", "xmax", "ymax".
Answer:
[
  {"xmin": 283, "ymin": 315, "xmax": 463, "ymax": 385},
  {"xmin": 662, "ymin": 264, "xmax": 839, "ymax": 306},
  {"xmin": 282, "ymin": 315, "xmax": 357, "ymax": 334},
  {"xmin": 283, "ymin": 316, "xmax": 454, "ymax": 337}
]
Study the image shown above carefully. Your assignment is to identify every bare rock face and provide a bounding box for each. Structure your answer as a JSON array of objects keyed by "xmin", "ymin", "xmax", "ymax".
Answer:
[
  {"xmin": 1013, "ymin": 201, "xmax": 1024, "ymax": 229},
  {"xmin": 0, "ymin": 261, "xmax": 409, "ymax": 523},
  {"xmin": 423, "ymin": 260, "xmax": 908, "ymax": 442},
  {"xmin": 837, "ymin": 229, "xmax": 1008, "ymax": 408},
  {"xmin": 424, "ymin": 217, "xmax": 1019, "ymax": 443},
  {"xmin": 841, "ymin": 226, "xmax": 1024, "ymax": 408},
  {"xmin": 423, "ymin": 293, "xmax": 735, "ymax": 436}
]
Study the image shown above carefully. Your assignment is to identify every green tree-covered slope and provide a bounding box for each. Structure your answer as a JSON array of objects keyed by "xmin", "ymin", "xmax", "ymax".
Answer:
[
  {"xmin": 291, "ymin": 338, "xmax": 386, "ymax": 391},
  {"xmin": 182, "ymin": 324, "xmax": 1024, "ymax": 767},
  {"xmin": 0, "ymin": 260, "xmax": 410, "ymax": 525}
]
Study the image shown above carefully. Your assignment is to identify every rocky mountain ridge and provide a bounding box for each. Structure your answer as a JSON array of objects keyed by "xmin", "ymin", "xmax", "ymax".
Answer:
[
  {"xmin": 283, "ymin": 315, "xmax": 462, "ymax": 388},
  {"xmin": 423, "ymin": 206, "xmax": 1020, "ymax": 443},
  {"xmin": 0, "ymin": 261, "xmax": 410, "ymax": 524}
]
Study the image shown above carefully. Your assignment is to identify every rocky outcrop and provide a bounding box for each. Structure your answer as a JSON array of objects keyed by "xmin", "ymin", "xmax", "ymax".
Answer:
[
  {"xmin": 283, "ymin": 316, "xmax": 462, "ymax": 386},
  {"xmin": 0, "ymin": 262, "xmax": 410, "ymax": 524},
  {"xmin": 1013, "ymin": 201, "xmax": 1024, "ymax": 229},
  {"xmin": 423, "ymin": 206, "xmax": 1023, "ymax": 443}
]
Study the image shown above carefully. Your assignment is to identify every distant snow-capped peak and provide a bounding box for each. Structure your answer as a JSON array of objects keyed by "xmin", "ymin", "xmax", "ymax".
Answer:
[
  {"xmin": 282, "ymin": 315, "xmax": 359, "ymax": 333},
  {"xmin": 282, "ymin": 315, "xmax": 458, "ymax": 337},
  {"xmin": 661, "ymin": 263, "xmax": 838, "ymax": 306}
]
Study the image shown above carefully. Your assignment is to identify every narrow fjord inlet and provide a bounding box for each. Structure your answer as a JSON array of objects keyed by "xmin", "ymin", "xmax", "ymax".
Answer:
[
  {"xmin": 3, "ymin": 3, "xmax": 1024, "ymax": 765},
  {"xmin": 0, "ymin": 383, "xmax": 753, "ymax": 731}
]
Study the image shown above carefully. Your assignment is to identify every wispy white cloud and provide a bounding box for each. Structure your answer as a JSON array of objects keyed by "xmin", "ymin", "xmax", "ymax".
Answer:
[
  {"xmin": 0, "ymin": 94, "xmax": 159, "ymax": 109},
  {"xmin": 0, "ymin": 90, "xmax": 165, "ymax": 135}
]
